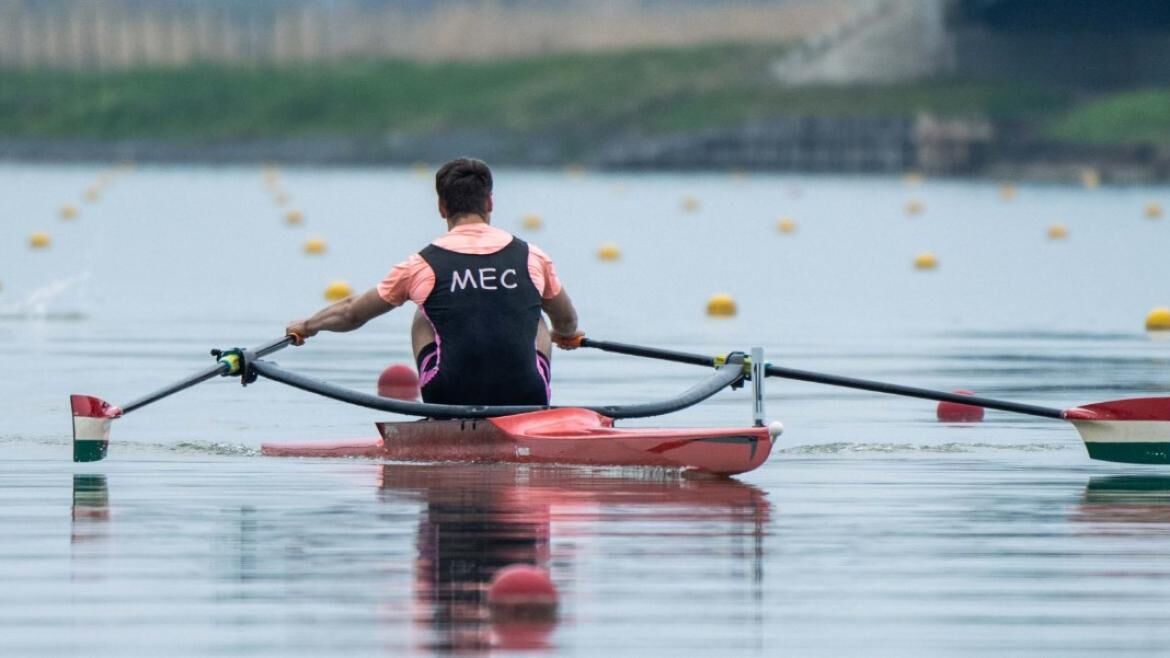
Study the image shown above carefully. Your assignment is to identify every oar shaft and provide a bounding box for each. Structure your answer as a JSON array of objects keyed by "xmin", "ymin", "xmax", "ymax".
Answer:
[
  {"xmin": 580, "ymin": 338, "xmax": 1066, "ymax": 420},
  {"xmin": 578, "ymin": 338, "xmax": 715, "ymax": 368},
  {"xmin": 120, "ymin": 336, "xmax": 294, "ymax": 415},
  {"xmin": 120, "ymin": 363, "xmax": 228, "ymax": 414},
  {"xmin": 762, "ymin": 363, "xmax": 1064, "ymax": 419}
]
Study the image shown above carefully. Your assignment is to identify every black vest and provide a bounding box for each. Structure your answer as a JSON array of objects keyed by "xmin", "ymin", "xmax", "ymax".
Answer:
[{"xmin": 418, "ymin": 237, "xmax": 546, "ymax": 405}]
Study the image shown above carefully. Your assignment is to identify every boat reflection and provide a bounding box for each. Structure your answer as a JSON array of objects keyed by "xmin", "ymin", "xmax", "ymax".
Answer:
[
  {"xmin": 378, "ymin": 464, "xmax": 771, "ymax": 653},
  {"xmin": 1074, "ymin": 476, "xmax": 1170, "ymax": 528}
]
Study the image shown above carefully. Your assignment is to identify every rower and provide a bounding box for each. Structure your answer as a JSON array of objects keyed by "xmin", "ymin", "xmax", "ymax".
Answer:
[{"xmin": 286, "ymin": 158, "xmax": 583, "ymax": 406}]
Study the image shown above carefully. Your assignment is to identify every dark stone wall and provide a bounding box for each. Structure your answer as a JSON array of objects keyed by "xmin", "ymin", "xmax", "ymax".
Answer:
[
  {"xmin": 956, "ymin": 0, "xmax": 1170, "ymax": 32},
  {"xmin": 948, "ymin": 0, "xmax": 1170, "ymax": 87}
]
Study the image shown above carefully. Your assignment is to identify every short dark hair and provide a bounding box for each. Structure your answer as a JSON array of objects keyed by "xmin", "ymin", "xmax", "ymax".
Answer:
[{"xmin": 435, "ymin": 158, "xmax": 493, "ymax": 218}]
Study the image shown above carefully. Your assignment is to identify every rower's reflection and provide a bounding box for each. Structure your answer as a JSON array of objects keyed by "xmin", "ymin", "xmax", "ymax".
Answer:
[
  {"xmin": 1074, "ymin": 476, "xmax": 1170, "ymax": 527},
  {"xmin": 378, "ymin": 464, "xmax": 771, "ymax": 653}
]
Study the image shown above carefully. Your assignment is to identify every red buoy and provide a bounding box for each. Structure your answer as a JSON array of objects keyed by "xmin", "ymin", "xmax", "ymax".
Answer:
[
  {"xmin": 488, "ymin": 564, "xmax": 558, "ymax": 649},
  {"xmin": 377, "ymin": 364, "xmax": 419, "ymax": 400},
  {"xmin": 937, "ymin": 390, "xmax": 985, "ymax": 423},
  {"xmin": 488, "ymin": 564, "xmax": 557, "ymax": 608}
]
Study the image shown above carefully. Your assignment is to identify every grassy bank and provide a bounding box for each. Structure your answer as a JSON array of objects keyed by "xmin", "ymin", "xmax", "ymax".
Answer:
[
  {"xmin": 0, "ymin": 44, "xmax": 1164, "ymax": 147},
  {"xmin": 1046, "ymin": 90, "xmax": 1170, "ymax": 146}
]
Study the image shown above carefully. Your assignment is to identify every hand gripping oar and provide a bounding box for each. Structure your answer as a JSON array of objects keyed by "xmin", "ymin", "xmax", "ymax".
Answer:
[
  {"xmin": 69, "ymin": 336, "xmax": 298, "ymax": 462},
  {"xmin": 579, "ymin": 338, "xmax": 1170, "ymax": 465}
]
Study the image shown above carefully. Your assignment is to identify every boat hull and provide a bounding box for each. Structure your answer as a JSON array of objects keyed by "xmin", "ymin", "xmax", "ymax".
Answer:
[{"xmin": 261, "ymin": 408, "xmax": 773, "ymax": 476}]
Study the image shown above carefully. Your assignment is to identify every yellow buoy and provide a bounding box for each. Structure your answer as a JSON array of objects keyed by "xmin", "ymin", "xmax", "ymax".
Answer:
[
  {"xmin": 29, "ymin": 231, "xmax": 51, "ymax": 249},
  {"xmin": 902, "ymin": 171, "xmax": 923, "ymax": 186},
  {"xmin": 596, "ymin": 243, "xmax": 621, "ymax": 262},
  {"xmin": 1145, "ymin": 202, "xmax": 1163, "ymax": 219},
  {"xmin": 905, "ymin": 199, "xmax": 924, "ymax": 216},
  {"xmin": 521, "ymin": 214, "xmax": 543, "ymax": 231},
  {"xmin": 60, "ymin": 205, "xmax": 78, "ymax": 220},
  {"xmin": 776, "ymin": 218, "xmax": 796, "ymax": 234},
  {"xmin": 1046, "ymin": 223, "xmax": 1068, "ymax": 240},
  {"xmin": 274, "ymin": 192, "xmax": 289, "ymax": 207},
  {"xmin": 564, "ymin": 164, "xmax": 586, "ymax": 178},
  {"xmin": 913, "ymin": 252, "xmax": 938, "ymax": 270},
  {"xmin": 411, "ymin": 161, "xmax": 429, "ymax": 176},
  {"xmin": 1146, "ymin": 307, "xmax": 1170, "ymax": 331},
  {"xmin": 706, "ymin": 294, "xmax": 737, "ymax": 318},
  {"xmin": 323, "ymin": 281, "xmax": 353, "ymax": 301},
  {"xmin": 681, "ymin": 196, "xmax": 700, "ymax": 213},
  {"xmin": 303, "ymin": 238, "xmax": 327, "ymax": 255},
  {"xmin": 83, "ymin": 187, "xmax": 100, "ymax": 203},
  {"xmin": 1080, "ymin": 168, "xmax": 1100, "ymax": 189},
  {"xmin": 999, "ymin": 183, "xmax": 1016, "ymax": 201},
  {"xmin": 285, "ymin": 210, "xmax": 304, "ymax": 226}
]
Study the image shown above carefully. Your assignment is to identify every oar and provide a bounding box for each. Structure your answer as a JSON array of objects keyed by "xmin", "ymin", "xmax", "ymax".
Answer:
[
  {"xmin": 70, "ymin": 336, "xmax": 298, "ymax": 462},
  {"xmin": 579, "ymin": 338, "xmax": 1170, "ymax": 465}
]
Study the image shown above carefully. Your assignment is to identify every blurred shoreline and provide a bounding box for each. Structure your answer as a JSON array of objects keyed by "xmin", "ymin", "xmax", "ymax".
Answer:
[
  {"xmin": 1, "ymin": 125, "xmax": 1165, "ymax": 185},
  {"xmin": 2, "ymin": 42, "xmax": 1167, "ymax": 184}
]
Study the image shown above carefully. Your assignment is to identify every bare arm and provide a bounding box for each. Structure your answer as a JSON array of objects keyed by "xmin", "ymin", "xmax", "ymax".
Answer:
[
  {"xmin": 542, "ymin": 288, "xmax": 581, "ymax": 347},
  {"xmin": 287, "ymin": 288, "xmax": 396, "ymax": 341}
]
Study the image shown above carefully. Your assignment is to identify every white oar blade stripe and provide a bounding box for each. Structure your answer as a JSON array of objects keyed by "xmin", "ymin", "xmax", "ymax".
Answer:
[
  {"xmin": 1073, "ymin": 420, "xmax": 1170, "ymax": 443},
  {"xmin": 72, "ymin": 416, "xmax": 112, "ymax": 443},
  {"xmin": 1073, "ymin": 420, "xmax": 1170, "ymax": 464}
]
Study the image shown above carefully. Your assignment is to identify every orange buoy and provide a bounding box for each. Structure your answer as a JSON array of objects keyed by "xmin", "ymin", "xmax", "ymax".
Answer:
[
  {"xmin": 303, "ymin": 238, "xmax": 327, "ymax": 255},
  {"xmin": 323, "ymin": 281, "xmax": 352, "ymax": 301},
  {"xmin": 913, "ymin": 252, "xmax": 937, "ymax": 270},
  {"xmin": 1147, "ymin": 307, "xmax": 1170, "ymax": 331},
  {"xmin": 596, "ymin": 243, "xmax": 620, "ymax": 262},
  {"xmin": 706, "ymin": 294, "xmax": 737, "ymax": 317}
]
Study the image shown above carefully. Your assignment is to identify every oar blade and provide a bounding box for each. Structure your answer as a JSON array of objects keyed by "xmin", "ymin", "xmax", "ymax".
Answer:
[
  {"xmin": 1065, "ymin": 397, "xmax": 1170, "ymax": 464},
  {"xmin": 71, "ymin": 395, "xmax": 117, "ymax": 463}
]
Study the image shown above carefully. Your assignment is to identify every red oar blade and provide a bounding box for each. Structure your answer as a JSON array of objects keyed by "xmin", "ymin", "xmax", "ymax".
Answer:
[
  {"xmin": 71, "ymin": 395, "xmax": 120, "ymax": 463},
  {"xmin": 1064, "ymin": 397, "xmax": 1170, "ymax": 464}
]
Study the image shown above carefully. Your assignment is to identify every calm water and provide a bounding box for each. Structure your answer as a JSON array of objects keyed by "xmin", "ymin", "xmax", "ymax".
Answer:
[{"xmin": 2, "ymin": 164, "xmax": 1170, "ymax": 656}]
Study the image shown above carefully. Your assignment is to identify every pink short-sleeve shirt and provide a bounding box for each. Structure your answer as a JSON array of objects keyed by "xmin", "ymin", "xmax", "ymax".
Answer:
[{"xmin": 377, "ymin": 223, "xmax": 562, "ymax": 307}]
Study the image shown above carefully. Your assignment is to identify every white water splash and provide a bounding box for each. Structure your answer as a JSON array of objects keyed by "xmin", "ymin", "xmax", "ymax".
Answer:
[{"xmin": 0, "ymin": 272, "xmax": 91, "ymax": 320}]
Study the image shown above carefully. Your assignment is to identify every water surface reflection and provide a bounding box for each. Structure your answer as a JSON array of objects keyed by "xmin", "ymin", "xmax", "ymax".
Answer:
[{"xmin": 377, "ymin": 464, "xmax": 770, "ymax": 653}]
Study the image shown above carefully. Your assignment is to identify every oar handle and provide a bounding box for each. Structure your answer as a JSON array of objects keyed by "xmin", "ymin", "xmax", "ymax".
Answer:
[
  {"xmin": 580, "ymin": 337, "xmax": 1066, "ymax": 420},
  {"xmin": 119, "ymin": 335, "xmax": 297, "ymax": 415}
]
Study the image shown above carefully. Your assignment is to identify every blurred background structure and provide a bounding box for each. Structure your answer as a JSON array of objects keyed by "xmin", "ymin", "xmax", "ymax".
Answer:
[
  {"xmin": 0, "ymin": 0, "xmax": 1168, "ymax": 180},
  {"xmin": 0, "ymin": 0, "xmax": 852, "ymax": 66}
]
